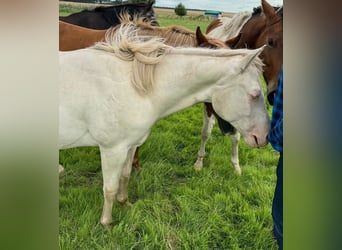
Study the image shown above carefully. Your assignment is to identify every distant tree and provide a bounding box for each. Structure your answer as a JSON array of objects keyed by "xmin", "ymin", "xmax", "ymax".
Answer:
[{"xmin": 174, "ymin": 3, "xmax": 187, "ymax": 16}]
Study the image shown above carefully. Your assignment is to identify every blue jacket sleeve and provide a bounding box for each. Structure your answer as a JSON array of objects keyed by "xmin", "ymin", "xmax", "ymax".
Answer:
[{"xmin": 268, "ymin": 118, "xmax": 283, "ymax": 152}]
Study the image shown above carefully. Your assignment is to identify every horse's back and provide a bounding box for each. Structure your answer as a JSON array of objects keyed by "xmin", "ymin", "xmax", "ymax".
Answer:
[
  {"xmin": 59, "ymin": 12, "xmax": 112, "ymax": 29},
  {"xmin": 59, "ymin": 21, "xmax": 106, "ymax": 51}
]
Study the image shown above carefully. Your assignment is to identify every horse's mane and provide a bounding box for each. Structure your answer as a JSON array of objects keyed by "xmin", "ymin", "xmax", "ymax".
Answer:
[
  {"xmin": 93, "ymin": 17, "xmax": 263, "ymax": 94},
  {"xmin": 208, "ymin": 12, "xmax": 251, "ymax": 40},
  {"xmin": 114, "ymin": 13, "xmax": 228, "ymax": 49},
  {"xmin": 116, "ymin": 14, "xmax": 198, "ymax": 47},
  {"xmin": 94, "ymin": 23, "xmax": 170, "ymax": 94}
]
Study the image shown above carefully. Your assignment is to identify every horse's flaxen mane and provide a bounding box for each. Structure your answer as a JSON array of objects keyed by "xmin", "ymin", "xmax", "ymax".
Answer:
[
  {"xmin": 208, "ymin": 12, "xmax": 251, "ymax": 40},
  {"xmin": 117, "ymin": 14, "xmax": 198, "ymax": 47},
  {"xmin": 94, "ymin": 23, "xmax": 170, "ymax": 94},
  {"xmin": 168, "ymin": 47, "xmax": 264, "ymax": 75},
  {"xmin": 93, "ymin": 23, "xmax": 263, "ymax": 94},
  {"xmin": 117, "ymin": 13, "xmax": 228, "ymax": 49}
]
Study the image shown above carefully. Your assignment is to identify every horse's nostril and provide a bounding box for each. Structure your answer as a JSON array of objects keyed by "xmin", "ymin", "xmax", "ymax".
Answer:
[{"xmin": 253, "ymin": 135, "xmax": 259, "ymax": 148}]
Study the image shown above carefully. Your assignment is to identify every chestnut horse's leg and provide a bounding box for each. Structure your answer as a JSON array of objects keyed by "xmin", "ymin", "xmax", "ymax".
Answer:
[
  {"xmin": 116, "ymin": 147, "xmax": 136, "ymax": 205},
  {"xmin": 194, "ymin": 103, "xmax": 215, "ymax": 170},
  {"xmin": 132, "ymin": 147, "xmax": 140, "ymax": 171},
  {"xmin": 229, "ymin": 131, "xmax": 241, "ymax": 175},
  {"xmin": 99, "ymin": 145, "xmax": 128, "ymax": 226}
]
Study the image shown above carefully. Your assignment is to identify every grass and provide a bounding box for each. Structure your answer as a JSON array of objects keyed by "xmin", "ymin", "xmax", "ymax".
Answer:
[{"xmin": 59, "ymin": 3, "xmax": 279, "ymax": 249}]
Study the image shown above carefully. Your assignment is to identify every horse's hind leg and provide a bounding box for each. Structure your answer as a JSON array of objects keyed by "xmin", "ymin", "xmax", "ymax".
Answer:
[
  {"xmin": 194, "ymin": 104, "xmax": 215, "ymax": 170},
  {"xmin": 132, "ymin": 147, "xmax": 141, "ymax": 171},
  {"xmin": 117, "ymin": 147, "xmax": 136, "ymax": 205},
  {"xmin": 230, "ymin": 131, "xmax": 241, "ymax": 175},
  {"xmin": 99, "ymin": 146, "xmax": 128, "ymax": 226}
]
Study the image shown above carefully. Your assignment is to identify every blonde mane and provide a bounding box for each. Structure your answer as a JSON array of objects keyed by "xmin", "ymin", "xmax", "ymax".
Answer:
[
  {"xmin": 208, "ymin": 12, "xmax": 252, "ymax": 40},
  {"xmin": 94, "ymin": 23, "xmax": 170, "ymax": 94},
  {"xmin": 93, "ymin": 14, "xmax": 229, "ymax": 94},
  {"xmin": 118, "ymin": 13, "xmax": 198, "ymax": 47},
  {"xmin": 117, "ymin": 13, "xmax": 228, "ymax": 48},
  {"xmin": 93, "ymin": 14, "xmax": 263, "ymax": 94}
]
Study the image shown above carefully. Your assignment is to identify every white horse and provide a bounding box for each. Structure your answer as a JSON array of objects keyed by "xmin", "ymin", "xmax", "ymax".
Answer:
[{"xmin": 59, "ymin": 24, "xmax": 270, "ymax": 226}]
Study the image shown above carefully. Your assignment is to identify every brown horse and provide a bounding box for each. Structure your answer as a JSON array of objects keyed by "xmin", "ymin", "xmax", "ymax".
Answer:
[
  {"xmin": 59, "ymin": 21, "xmax": 106, "ymax": 51},
  {"xmin": 194, "ymin": 0, "xmax": 283, "ymax": 173},
  {"xmin": 59, "ymin": 15, "xmax": 239, "ymax": 171},
  {"xmin": 59, "ymin": 16, "xmax": 230, "ymax": 51}
]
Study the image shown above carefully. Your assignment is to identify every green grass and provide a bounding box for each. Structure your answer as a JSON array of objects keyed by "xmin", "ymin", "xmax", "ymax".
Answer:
[{"xmin": 59, "ymin": 4, "xmax": 279, "ymax": 249}]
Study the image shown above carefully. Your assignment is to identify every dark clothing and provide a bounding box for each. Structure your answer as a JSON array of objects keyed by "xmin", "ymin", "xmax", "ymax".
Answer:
[
  {"xmin": 272, "ymin": 153, "xmax": 283, "ymax": 249},
  {"xmin": 267, "ymin": 66, "xmax": 283, "ymax": 249},
  {"xmin": 267, "ymin": 67, "xmax": 283, "ymax": 153}
]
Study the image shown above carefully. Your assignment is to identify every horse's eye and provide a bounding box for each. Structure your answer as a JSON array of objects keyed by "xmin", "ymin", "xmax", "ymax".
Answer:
[
  {"xmin": 268, "ymin": 38, "xmax": 275, "ymax": 47},
  {"xmin": 249, "ymin": 89, "xmax": 261, "ymax": 100}
]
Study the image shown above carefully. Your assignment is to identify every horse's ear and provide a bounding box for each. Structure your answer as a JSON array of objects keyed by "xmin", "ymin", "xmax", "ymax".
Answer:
[
  {"xmin": 261, "ymin": 0, "xmax": 276, "ymax": 19},
  {"xmin": 225, "ymin": 33, "xmax": 241, "ymax": 48},
  {"xmin": 241, "ymin": 45, "xmax": 265, "ymax": 72},
  {"xmin": 147, "ymin": 0, "xmax": 155, "ymax": 7},
  {"xmin": 196, "ymin": 26, "xmax": 208, "ymax": 46}
]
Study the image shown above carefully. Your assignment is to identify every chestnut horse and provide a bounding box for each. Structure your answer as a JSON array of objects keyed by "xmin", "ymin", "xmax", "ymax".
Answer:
[
  {"xmin": 59, "ymin": 18, "xmax": 231, "ymax": 52},
  {"xmin": 60, "ymin": 23, "xmax": 269, "ymax": 225},
  {"xmin": 59, "ymin": 1, "xmax": 159, "ymax": 29},
  {"xmin": 194, "ymin": 0, "xmax": 283, "ymax": 174},
  {"xmin": 59, "ymin": 21, "xmax": 106, "ymax": 51}
]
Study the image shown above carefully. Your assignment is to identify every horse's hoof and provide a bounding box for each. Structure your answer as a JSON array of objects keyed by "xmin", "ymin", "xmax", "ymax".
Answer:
[
  {"xmin": 194, "ymin": 161, "xmax": 203, "ymax": 171},
  {"xmin": 233, "ymin": 165, "xmax": 242, "ymax": 175},
  {"xmin": 59, "ymin": 164, "xmax": 65, "ymax": 177},
  {"xmin": 124, "ymin": 201, "xmax": 133, "ymax": 207},
  {"xmin": 235, "ymin": 169, "xmax": 242, "ymax": 175},
  {"xmin": 100, "ymin": 217, "xmax": 113, "ymax": 227}
]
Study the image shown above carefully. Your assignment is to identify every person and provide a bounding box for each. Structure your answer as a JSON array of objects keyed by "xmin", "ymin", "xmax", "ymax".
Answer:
[{"xmin": 267, "ymin": 65, "xmax": 283, "ymax": 249}]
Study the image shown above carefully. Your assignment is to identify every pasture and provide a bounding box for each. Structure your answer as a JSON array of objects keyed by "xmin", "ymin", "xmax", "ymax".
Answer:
[{"xmin": 59, "ymin": 3, "xmax": 278, "ymax": 249}]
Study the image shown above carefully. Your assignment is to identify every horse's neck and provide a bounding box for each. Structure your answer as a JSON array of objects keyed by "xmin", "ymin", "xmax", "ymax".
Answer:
[{"xmin": 151, "ymin": 54, "xmax": 234, "ymax": 119}]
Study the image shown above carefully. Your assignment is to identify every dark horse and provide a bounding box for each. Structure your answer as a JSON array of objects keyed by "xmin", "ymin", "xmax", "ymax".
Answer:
[{"xmin": 59, "ymin": 1, "xmax": 159, "ymax": 29}]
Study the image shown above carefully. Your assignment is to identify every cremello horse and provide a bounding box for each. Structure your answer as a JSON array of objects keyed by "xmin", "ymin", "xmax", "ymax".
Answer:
[
  {"xmin": 194, "ymin": 0, "xmax": 283, "ymax": 174},
  {"xmin": 59, "ymin": 24, "xmax": 270, "ymax": 226},
  {"xmin": 59, "ymin": 15, "xmax": 237, "ymax": 171}
]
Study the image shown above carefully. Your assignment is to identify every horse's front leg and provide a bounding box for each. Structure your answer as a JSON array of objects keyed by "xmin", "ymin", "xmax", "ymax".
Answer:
[
  {"xmin": 229, "ymin": 131, "xmax": 241, "ymax": 174},
  {"xmin": 99, "ymin": 146, "xmax": 128, "ymax": 226},
  {"xmin": 117, "ymin": 147, "xmax": 136, "ymax": 205},
  {"xmin": 194, "ymin": 104, "xmax": 215, "ymax": 170}
]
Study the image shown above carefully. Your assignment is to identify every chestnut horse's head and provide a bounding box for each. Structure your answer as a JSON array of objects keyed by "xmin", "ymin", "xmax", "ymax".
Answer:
[{"xmin": 226, "ymin": 0, "xmax": 283, "ymax": 105}]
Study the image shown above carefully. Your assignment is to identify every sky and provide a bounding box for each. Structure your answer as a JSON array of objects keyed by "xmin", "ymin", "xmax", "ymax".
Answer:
[{"xmin": 155, "ymin": 0, "xmax": 283, "ymax": 13}]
